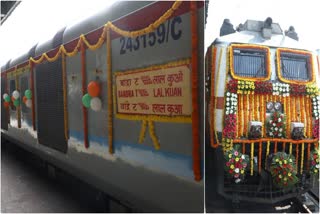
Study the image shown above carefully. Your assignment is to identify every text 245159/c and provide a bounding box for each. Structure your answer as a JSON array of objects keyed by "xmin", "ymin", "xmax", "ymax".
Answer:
[{"xmin": 119, "ymin": 16, "xmax": 182, "ymax": 55}]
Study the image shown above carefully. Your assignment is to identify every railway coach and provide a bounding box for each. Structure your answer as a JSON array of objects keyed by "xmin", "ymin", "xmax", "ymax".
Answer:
[{"xmin": 1, "ymin": 1, "xmax": 204, "ymax": 212}]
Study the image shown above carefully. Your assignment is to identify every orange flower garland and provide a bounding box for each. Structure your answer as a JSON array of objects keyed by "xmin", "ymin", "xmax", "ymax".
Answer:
[
  {"xmin": 210, "ymin": 47, "xmax": 218, "ymax": 148},
  {"xmin": 250, "ymin": 142, "xmax": 254, "ymax": 175},
  {"xmin": 266, "ymin": 141, "xmax": 270, "ymax": 165},
  {"xmin": 239, "ymin": 95, "xmax": 244, "ymax": 136},
  {"xmin": 300, "ymin": 143, "xmax": 304, "ymax": 174},
  {"xmin": 259, "ymin": 142, "xmax": 262, "ymax": 173},
  {"xmin": 301, "ymin": 96, "xmax": 306, "ymax": 136}
]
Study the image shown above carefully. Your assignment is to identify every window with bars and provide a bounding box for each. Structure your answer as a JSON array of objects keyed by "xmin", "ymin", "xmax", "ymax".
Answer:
[
  {"xmin": 279, "ymin": 52, "xmax": 310, "ymax": 81},
  {"xmin": 232, "ymin": 48, "xmax": 268, "ymax": 78}
]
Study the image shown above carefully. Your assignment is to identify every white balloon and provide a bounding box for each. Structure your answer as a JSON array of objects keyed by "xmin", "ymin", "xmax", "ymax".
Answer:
[
  {"xmin": 26, "ymin": 99, "xmax": 32, "ymax": 108},
  {"xmin": 2, "ymin": 93, "xmax": 9, "ymax": 100},
  {"xmin": 90, "ymin": 97, "xmax": 102, "ymax": 112},
  {"xmin": 12, "ymin": 90, "xmax": 20, "ymax": 99}
]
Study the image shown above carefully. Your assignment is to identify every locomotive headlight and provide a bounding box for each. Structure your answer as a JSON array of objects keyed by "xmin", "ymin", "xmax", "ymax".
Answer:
[
  {"xmin": 266, "ymin": 102, "xmax": 274, "ymax": 111},
  {"xmin": 274, "ymin": 102, "xmax": 282, "ymax": 111},
  {"xmin": 291, "ymin": 122, "xmax": 304, "ymax": 140}
]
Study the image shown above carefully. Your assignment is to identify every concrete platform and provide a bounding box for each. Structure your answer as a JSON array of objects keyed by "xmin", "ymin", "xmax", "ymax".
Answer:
[{"xmin": 1, "ymin": 141, "xmax": 112, "ymax": 213}]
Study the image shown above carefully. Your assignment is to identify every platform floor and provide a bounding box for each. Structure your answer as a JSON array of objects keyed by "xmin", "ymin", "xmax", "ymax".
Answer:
[{"xmin": 1, "ymin": 141, "xmax": 109, "ymax": 213}]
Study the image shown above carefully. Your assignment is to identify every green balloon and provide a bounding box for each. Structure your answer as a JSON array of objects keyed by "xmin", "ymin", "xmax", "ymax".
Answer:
[
  {"xmin": 82, "ymin": 93, "xmax": 91, "ymax": 108},
  {"xmin": 25, "ymin": 89, "xmax": 32, "ymax": 99},
  {"xmin": 4, "ymin": 96, "xmax": 10, "ymax": 102},
  {"xmin": 13, "ymin": 99, "xmax": 20, "ymax": 107}
]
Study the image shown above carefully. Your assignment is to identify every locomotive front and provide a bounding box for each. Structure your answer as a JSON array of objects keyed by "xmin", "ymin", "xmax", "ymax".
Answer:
[{"xmin": 207, "ymin": 18, "xmax": 320, "ymax": 204}]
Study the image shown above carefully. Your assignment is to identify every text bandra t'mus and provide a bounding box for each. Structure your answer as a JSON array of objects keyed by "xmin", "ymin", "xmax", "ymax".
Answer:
[{"xmin": 118, "ymin": 87, "xmax": 182, "ymax": 98}]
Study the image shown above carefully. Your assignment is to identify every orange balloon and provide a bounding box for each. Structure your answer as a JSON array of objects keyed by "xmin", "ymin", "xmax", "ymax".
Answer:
[
  {"xmin": 11, "ymin": 96, "xmax": 15, "ymax": 102},
  {"xmin": 87, "ymin": 81, "xmax": 100, "ymax": 97},
  {"xmin": 3, "ymin": 102, "xmax": 10, "ymax": 108},
  {"xmin": 23, "ymin": 96, "xmax": 28, "ymax": 103}
]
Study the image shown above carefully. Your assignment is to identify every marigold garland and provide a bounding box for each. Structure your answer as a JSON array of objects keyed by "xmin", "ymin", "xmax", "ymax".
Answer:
[
  {"xmin": 239, "ymin": 95, "xmax": 244, "ymax": 136},
  {"xmin": 250, "ymin": 142, "xmax": 254, "ymax": 175},
  {"xmin": 210, "ymin": 47, "xmax": 218, "ymax": 148},
  {"xmin": 214, "ymin": 48, "xmax": 224, "ymax": 146},
  {"xmin": 139, "ymin": 120, "xmax": 148, "ymax": 143},
  {"xmin": 259, "ymin": 142, "xmax": 262, "ymax": 173},
  {"xmin": 300, "ymin": 143, "xmax": 305, "ymax": 174},
  {"xmin": 301, "ymin": 96, "xmax": 306, "ymax": 135},
  {"xmin": 243, "ymin": 95, "xmax": 248, "ymax": 136},
  {"xmin": 266, "ymin": 141, "xmax": 270, "ymax": 163},
  {"xmin": 148, "ymin": 120, "xmax": 160, "ymax": 150}
]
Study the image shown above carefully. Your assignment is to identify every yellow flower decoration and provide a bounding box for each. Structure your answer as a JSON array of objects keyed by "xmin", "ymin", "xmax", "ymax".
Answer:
[
  {"xmin": 230, "ymin": 165, "xmax": 234, "ymax": 169},
  {"xmin": 288, "ymin": 172, "xmax": 292, "ymax": 177},
  {"xmin": 229, "ymin": 154, "xmax": 232, "ymax": 158},
  {"xmin": 235, "ymin": 157, "xmax": 239, "ymax": 162}
]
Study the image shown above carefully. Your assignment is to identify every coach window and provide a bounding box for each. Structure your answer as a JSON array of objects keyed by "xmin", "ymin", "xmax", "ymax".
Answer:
[
  {"xmin": 276, "ymin": 48, "xmax": 313, "ymax": 84},
  {"xmin": 229, "ymin": 44, "xmax": 271, "ymax": 81},
  {"xmin": 20, "ymin": 76, "xmax": 29, "ymax": 113},
  {"xmin": 9, "ymin": 79, "xmax": 16, "ymax": 111}
]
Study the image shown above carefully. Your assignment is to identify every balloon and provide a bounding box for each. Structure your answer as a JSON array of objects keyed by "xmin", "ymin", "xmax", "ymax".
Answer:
[
  {"xmin": 12, "ymin": 90, "xmax": 20, "ymax": 99},
  {"xmin": 26, "ymin": 99, "xmax": 32, "ymax": 108},
  {"xmin": 90, "ymin": 97, "xmax": 102, "ymax": 111},
  {"xmin": 87, "ymin": 81, "xmax": 101, "ymax": 97},
  {"xmin": 82, "ymin": 93, "xmax": 91, "ymax": 108},
  {"xmin": 3, "ymin": 102, "xmax": 10, "ymax": 108},
  {"xmin": 11, "ymin": 96, "xmax": 15, "ymax": 102},
  {"xmin": 25, "ymin": 89, "xmax": 32, "ymax": 99},
  {"xmin": 23, "ymin": 96, "xmax": 28, "ymax": 103},
  {"xmin": 4, "ymin": 95, "xmax": 10, "ymax": 102},
  {"xmin": 3, "ymin": 93, "xmax": 9, "ymax": 100},
  {"xmin": 13, "ymin": 99, "xmax": 20, "ymax": 107}
]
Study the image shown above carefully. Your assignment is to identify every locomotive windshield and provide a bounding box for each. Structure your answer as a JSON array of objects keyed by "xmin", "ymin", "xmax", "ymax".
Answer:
[
  {"xmin": 232, "ymin": 48, "xmax": 268, "ymax": 78},
  {"xmin": 279, "ymin": 51, "xmax": 311, "ymax": 81}
]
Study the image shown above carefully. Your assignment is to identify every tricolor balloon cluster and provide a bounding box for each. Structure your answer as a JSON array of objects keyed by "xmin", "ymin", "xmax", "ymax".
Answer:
[
  {"xmin": 23, "ymin": 89, "xmax": 32, "ymax": 108},
  {"xmin": 2, "ymin": 89, "xmax": 32, "ymax": 108},
  {"xmin": 82, "ymin": 81, "xmax": 102, "ymax": 111}
]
